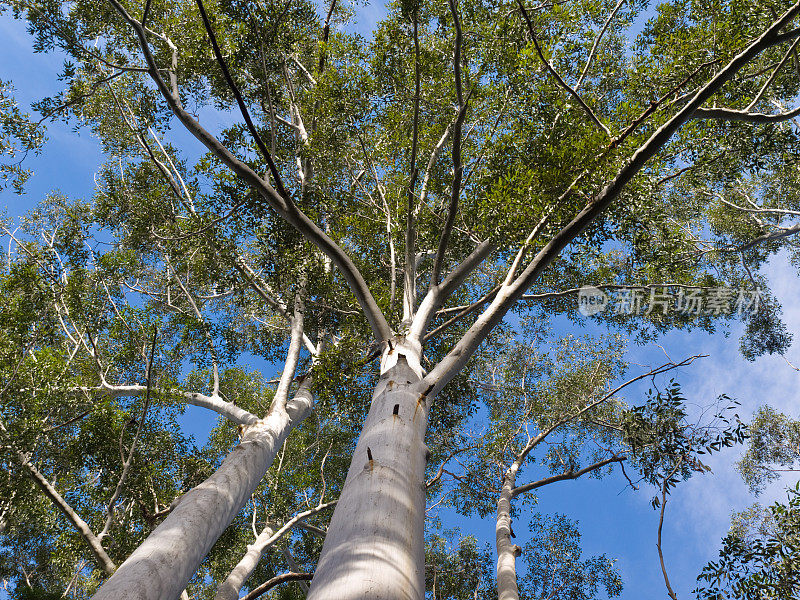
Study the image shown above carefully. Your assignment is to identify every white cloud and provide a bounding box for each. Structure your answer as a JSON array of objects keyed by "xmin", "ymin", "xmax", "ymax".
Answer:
[{"xmin": 656, "ymin": 251, "xmax": 800, "ymax": 555}]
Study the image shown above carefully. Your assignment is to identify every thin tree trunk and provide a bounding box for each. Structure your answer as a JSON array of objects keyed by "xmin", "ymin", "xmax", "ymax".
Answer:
[
  {"xmin": 307, "ymin": 353, "xmax": 429, "ymax": 600},
  {"xmin": 215, "ymin": 525, "xmax": 275, "ymax": 600},
  {"xmin": 91, "ymin": 381, "xmax": 314, "ymax": 600},
  {"xmin": 495, "ymin": 468, "xmax": 520, "ymax": 600},
  {"xmin": 215, "ymin": 501, "xmax": 335, "ymax": 600}
]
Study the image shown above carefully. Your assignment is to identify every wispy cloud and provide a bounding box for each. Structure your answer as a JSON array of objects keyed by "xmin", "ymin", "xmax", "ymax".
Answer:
[{"xmin": 653, "ymin": 251, "xmax": 800, "ymax": 582}]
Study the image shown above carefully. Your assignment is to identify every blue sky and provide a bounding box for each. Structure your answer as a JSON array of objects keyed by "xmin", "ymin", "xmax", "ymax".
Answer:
[
  {"xmin": 0, "ymin": 18, "xmax": 103, "ymax": 218},
  {"xmin": 433, "ymin": 256, "xmax": 800, "ymax": 600},
  {"xmin": 2, "ymin": 3, "xmax": 799, "ymax": 599}
]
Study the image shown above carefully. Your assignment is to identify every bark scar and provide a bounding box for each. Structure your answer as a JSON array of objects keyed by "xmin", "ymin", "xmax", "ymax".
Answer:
[
  {"xmin": 379, "ymin": 337, "xmax": 425, "ymax": 377},
  {"xmin": 417, "ymin": 384, "xmax": 435, "ymax": 405}
]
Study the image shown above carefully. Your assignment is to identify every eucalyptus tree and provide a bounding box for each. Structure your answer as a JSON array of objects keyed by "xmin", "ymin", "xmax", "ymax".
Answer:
[
  {"xmin": 697, "ymin": 394, "xmax": 800, "ymax": 600},
  {"xmin": 0, "ymin": 186, "xmax": 391, "ymax": 599},
  {"xmin": 3, "ymin": 0, "xmax": 800, "ymax": 598},
  {"xmin": 431, "ymin": 331, "xmax": 634, "ymax": 600},
  {"xmin": 522, "ymin": 514, "xmax": 623, "ymax": 600},
  {"xmin": 0, "ymin": 194, "xmax": 317, "ymax": 598},
  {"xmin": 426, "ymin": 326, "xmax": 747, "ymax": 600},
  {"xmin": 696, "ymin": 484, "xmax": 800, "ymax": 600},
  {"xmin": 736, "ymin": 405, "xmax": 800, "ymax": 495}
]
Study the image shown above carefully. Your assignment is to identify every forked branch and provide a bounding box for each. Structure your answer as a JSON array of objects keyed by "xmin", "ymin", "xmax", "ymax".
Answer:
[
  {"xmin": 431, "ymin": 0, "xmax": 471, "ymax": 287},
  {"xmin": 423, "ymin": 1, "xmax": 800, "ymax": 396},
  {"xmin": 517, "ymin": 0, "xmax": 612, "ymax": 137},
  {"xmin": 107, "ymin": 0, "xmax": 392, "ymax": 342}
]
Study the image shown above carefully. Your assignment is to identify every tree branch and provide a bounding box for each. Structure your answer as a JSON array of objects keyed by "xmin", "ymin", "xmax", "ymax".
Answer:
[
  {"xmin": 517, "ymin": 0, "xmax": 612, "ymax": 137},
  {"xmin": 694, "ymin": 105, "xmax": 800, "ymax": 122},
  {"xmin": 423, "ymin": 1, "xmax": 800, "ymax": 396},
  {"xmin": 746, "ymin": 37, "xmax": 800, "ymax": 110},
  {"xmin": 657, "ymin": 461, "xmax": 682, "ymax": 600},
  {"xmin": 431, "ymin": 0, "xmax": 470, "ymax": 287},
  {"xmin": 215, "ymin": 501, "xmax": 335, "ymax": 600},
  {"xmin": 403, "ymin": 9, "xmax": 422, "ymax": 324},
  {"xmin": 17, "ymin": 452, "xmax": 116, "ymax": 574},
  {"xmin": 80, "ymin": 383, "xmax": 259, "ymax": 425},
  {"xmin": 194, "ymin": 0, "xmax": 288, "ymax": 198},
  {"xmin": 575, "ymin": 0, "xmax": 626, "ymax": 91},
  {"xmin": 511, "ymin": 455, "xmax": 624, "ymax": 497},
  {"xmin": 241, "ymin": 573, "xmax": 313, "ymax": 600},
  {"xmin": 409, "ymin": 240, "xmax": 495, "ymax": 343},
  {"xmin": 106, "ymin": 0, "xmax": 392, "ymax": 342},
  {"xmin": 272, "ymin": 281, "xmax": 306, "ymax": 411},
  {"xmin": 99, "ymin": 327, "xmax": 158, "ymax": 541}
]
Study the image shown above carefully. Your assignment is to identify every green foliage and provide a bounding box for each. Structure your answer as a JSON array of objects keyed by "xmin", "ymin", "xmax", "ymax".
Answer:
[
  {"xmin": 0, "ymin": 80, "xmax": 46, "ymax": 193},
  {"xmin": 437, "ymin": 330, "xmax": 629, "ymax": 519},
  {"xmin": 737, "ymin": 406, "xmax": 800, "ymax": 494},
  {"xmin": 696, "ymin": 483, "xmax": 800, "ymax": 600},
  {"xmin": 622, "ymin": 382, "xmax": 748, "ymax": 506},
  {"xmin": 522, "ymin": 513, "xmax": 622, "ymax": 600},
  {"xmin": 425, "ymin": 530, "xmax": 495, "ymax": 599},
  {"xmin": 4, "ymin": 0, "xmax": 800, "ymax": 596},
  {"xmin": 11, "ymin": 587, "xmax": 65, "ymax": 600},
  {"xmin": 739, "ymin": 297, "xmax": 793, "ymax": 361}
]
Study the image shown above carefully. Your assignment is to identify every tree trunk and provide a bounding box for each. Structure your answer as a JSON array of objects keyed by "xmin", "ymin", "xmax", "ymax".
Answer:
[
  {"xmin": 496, "ymin": 468, "xmax": 520, "ymax": 600},
  {"xmin": 307, "ymin": 354, "xmax": 429, "ymax": 600},
  {"xmin": 91, "ymin": 384, "xmax": 313, "ymax": 600},
  {"xmin": 215, "ymin": 525, "xmax": 274, "ymax": 600}
]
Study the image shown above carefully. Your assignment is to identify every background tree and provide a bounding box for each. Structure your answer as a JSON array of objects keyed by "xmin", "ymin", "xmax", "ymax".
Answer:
[
  {"xmin": 0, "ymin": 81, "xmax": 44, "ymax": 194},
  {"xmin": 737, "ymin": 405, "xmax": 800, "ymax": 495},
  {"xmin": 697, "ymin": 484, "xmax": 800, "ymax": 600}
]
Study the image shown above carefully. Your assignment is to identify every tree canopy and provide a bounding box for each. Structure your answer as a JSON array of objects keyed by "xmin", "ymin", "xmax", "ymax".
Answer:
[{"xmin": 1, "ymin": 0, "xmax": 800, "ymax": 598}]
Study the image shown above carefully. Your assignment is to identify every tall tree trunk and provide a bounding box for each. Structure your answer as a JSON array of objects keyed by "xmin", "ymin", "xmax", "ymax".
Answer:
[
  {"xmin": 496, "ymin": 468, "xmax": 520, "ymax": 600},
  {"xmin": 91, "ymin": 383, "xmax": 313, "ymax": 600},
  {"xmin": 307, "ymin": 354, "xmax": 429, "ymax": 600}
]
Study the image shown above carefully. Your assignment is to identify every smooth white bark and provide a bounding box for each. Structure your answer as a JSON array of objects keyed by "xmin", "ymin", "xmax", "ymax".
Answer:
[
  {"xmin": 216, "ymin": 526, "xmax": 276, "ymax": 600},
  {"xmin": 91, "ymin": 383, "xmax": 313, "ymax": 600},
  {"xmin": 214, "ymin": 501, "xmax": 335, "ymax": 600},
  {"xmin": 82, "ymin": 383, "xmax": 259, "ymax": 425},
  {"xmin": 307, "ymin": 354, "xmax": 429, "ymax": 600},
  {"xmin": 496, "ymin": 467, "xmax": 520, "ymax": 600}
]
